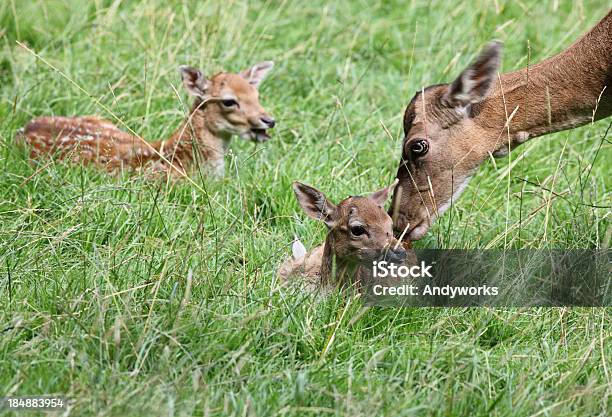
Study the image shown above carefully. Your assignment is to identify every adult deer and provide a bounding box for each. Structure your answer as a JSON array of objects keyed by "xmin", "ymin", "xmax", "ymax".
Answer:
[
  {"xmin": 279, "ymin": 181, "xmax": 407, "ymax": 291},
  {"xmin": 17, "ymin": 62, "xmax": 275, "ymax": 178},
  {"xmin": 391, "ymin": 10, "xmax": 611, "ymax": 240}
]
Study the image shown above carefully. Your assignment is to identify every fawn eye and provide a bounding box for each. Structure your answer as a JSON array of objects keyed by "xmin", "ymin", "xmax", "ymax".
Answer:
[
  {"xmin": 350, "ymin": 225, "xmax": 367, "ymax": 237},
  {"xmin": 221, "ymin": 99, "xmax": 238, "ymax": 108},
  {"xmin": 410, "ymin": 139, "xmax": 429, "ymax": 156}
]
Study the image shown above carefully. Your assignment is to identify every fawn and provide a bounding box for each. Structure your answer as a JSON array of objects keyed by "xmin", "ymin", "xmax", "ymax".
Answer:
[
  {"xmin": 392, "ymin": 10, "xmax": 611, "ymax": 240},
  {"xmin": 278, "ymin": 181, "xmax": 408, "ymax": 291},
  {"xmin": 17, "ymin": 62, "xmax": 276, "ymax": 178}
]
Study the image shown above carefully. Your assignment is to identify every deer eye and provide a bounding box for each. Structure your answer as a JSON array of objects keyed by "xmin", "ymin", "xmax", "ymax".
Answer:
[
  {"xmin": 350, "ymin": 225, "xmax": 367, "ymax": 237},
  {"xmin": 409, "ymin": 139, "xmax": 429, "ymax": 156},
  {"xmin": 221, "ymin": 99, "xmax": 238, "ymax": 108}
]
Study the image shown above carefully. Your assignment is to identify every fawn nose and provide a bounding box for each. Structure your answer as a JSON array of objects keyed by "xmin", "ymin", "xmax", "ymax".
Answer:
[
  {"xmin": 385, "ymin": 247, "xmax": 407, "ymax": 264},
  {"xmin": 260, "ymin": 116, "xmax": 275, "ymax": 128}
]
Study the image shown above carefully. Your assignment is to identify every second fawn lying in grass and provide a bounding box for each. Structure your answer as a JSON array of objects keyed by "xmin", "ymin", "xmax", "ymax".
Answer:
[
  {"xmin": 278, "ymin": 181, "xmax": 408, "ymax": 291},
  {"xmin": 17, "ymin": 62, "xmax": 275, "ymax": 178}
]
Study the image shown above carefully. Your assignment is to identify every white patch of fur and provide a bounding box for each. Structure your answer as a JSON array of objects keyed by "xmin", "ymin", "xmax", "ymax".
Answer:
[
  {"xmin": 515, "ymin": 131, "xmax": 530, "ymax": 143},
  {"xmin": 436, "ymin": 176, "xmax": 472, "ymax": 218},
  {"xmin": 215, "ymin": 119, "xmax": 244, "ymax": 139},
  {"xmin": 292, "ymin": 238, "xmax": 307, "ymax": 260},
  {"xmin": 455, "ymin": 105, "xmax": 469, "ymax": 118},
  {"xmin": 207, "ymin": 158, "xmax": 225, "ymax": 178}
]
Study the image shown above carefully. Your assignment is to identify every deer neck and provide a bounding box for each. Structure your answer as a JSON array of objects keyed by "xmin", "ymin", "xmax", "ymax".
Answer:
[
  {"xmin": 156, "ymin": 101, "xmax": 230, "ymax": 172},
  {"xmin": 476, "ymin": 11, "xmax": 611, "ymax": 150},
  {"xmin": 320, "ymin": 235, "xmax": 361, "ymax": 287}
]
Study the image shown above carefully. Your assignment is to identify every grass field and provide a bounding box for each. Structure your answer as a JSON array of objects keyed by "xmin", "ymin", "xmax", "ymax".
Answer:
[{"xmin": 1, "ymin": 0, "xmax": 611, "ymax": 415}]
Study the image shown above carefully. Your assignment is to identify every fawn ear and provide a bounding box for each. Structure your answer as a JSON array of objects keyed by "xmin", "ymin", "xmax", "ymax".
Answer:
[
  {"xmin": 443, "ymin": 42, "xmax": 502, "ymax": 108},
  {"xmin": 179, "ymin": 66, "xmax": 210, "ymax": 98},
  {"xmin": 369, "ymin": 179, "xmax": 398, "ymax": 206},
  {"xmin": 240, "ymin": 61, "xmax": 274, "ymax": 88},
  {"xmin": 292, "ymin": 182, "xmax": 338, "ymax": 227}
]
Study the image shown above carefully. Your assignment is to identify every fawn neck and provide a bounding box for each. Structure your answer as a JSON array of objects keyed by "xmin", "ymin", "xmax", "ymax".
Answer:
[
  {"xmin": 158, "ymin": 101, "xmax": 229, "ymax": 173},
  {"xmin": 319, "ymin": 234, "xmax": 362, "ymax": 287},
  {"xmin": 476, "ymin": 12, "xmax": 611, "ymax": 146}
]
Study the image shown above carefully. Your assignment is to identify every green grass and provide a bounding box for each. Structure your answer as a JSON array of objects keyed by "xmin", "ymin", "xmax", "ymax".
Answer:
[{"xmin": 0, "ymin": 0, "xmax": 610, "ymax": 415}]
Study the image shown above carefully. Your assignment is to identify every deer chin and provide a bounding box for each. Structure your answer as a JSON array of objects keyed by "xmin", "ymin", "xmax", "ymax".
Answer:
[
  {"xmin": 249, "ymin": 128, "xmax": 270, "ymax": 143},
  {"xmin": 393, "ymin": 213, "xmax": 430, "ymax": 242},
  {"xmin": 406, "ymin": 221, "xmax": 430, "ymax": 241}
]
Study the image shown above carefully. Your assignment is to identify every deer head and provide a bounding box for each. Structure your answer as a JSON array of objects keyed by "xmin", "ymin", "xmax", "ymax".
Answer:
[
  {"xmin": 179, "ymin": 61, "xmax": 276, "ymax": 142},
  {"xmin": 391, "ymin": 42, "xmax": 503, "ymax": 240},
  {"xmin": 293, "ymin": 181, "xmax": 407, "ymax": 266}
]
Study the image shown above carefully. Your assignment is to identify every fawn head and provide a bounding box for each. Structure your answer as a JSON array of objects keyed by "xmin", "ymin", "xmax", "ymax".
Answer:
[
  {"xmin": 179, "ymin": 62, "xmax": 275, "ymax": 142},
  {"xmin": 391, "ymin": 42, "xmax": 502, "ymax": 240},
  {"xmin": 293, "ymin": 181, "xmax": 406, "ymax": 265}
]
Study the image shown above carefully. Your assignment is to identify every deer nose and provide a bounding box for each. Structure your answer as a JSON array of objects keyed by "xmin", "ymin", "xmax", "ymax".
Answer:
[
  {"xmin": 260, "ymin": 116, "xmax": 275, "ymax": 128},
  {"xmin": 383, "ymin": 246, "xmax": 407, "ymax": 264}
]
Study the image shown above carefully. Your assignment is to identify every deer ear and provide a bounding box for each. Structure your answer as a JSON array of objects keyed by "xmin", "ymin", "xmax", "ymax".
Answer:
[
  {"xmin": 240, "ymin": 61, "xmax": 274, "ymax": 88},
  {"xmin": 292, "ymin": 182, "xmax": 338, "ymax": 227},
  {"xmin": 179, "ymin": 65, "xmax": 210, "ymax": 98},
  {"xmin": 369, "ymin": 179, "xmax": 398, "ymax": 206},
  {"xmin": 443, "ymin": 42, "xmax": 502, "ymax": 107}
]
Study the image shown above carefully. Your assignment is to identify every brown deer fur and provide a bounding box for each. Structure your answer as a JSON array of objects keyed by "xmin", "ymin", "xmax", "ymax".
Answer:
[{"xmin": 16, "ymin": 62, "xmax": 276, "ymax": 178}]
